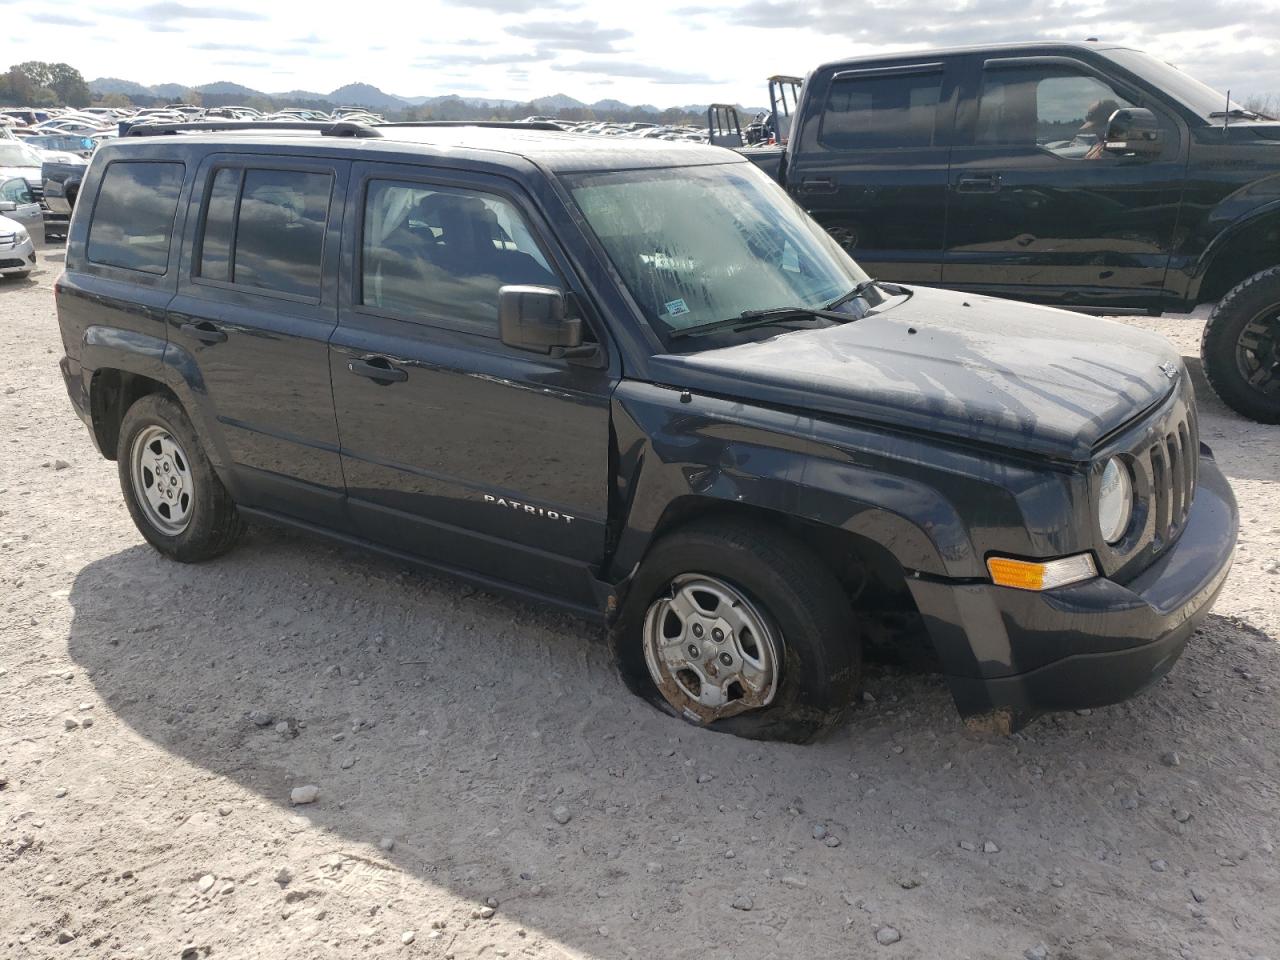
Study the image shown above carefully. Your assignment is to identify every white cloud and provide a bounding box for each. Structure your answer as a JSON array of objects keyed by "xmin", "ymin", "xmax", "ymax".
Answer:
[{"xmin": 12, "ymin": 0, "xmax": 1279, "ymax": 104}]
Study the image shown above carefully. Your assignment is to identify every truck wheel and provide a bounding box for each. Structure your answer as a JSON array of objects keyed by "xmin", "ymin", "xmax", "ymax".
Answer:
[
  {"xmin": 1201, "ymin": 267, "xmax": 1280, "ymax": 423},
  {"xmin": 610, "ymin": 518, "xmax": 859, "ymax": 743},
  {"xmin": 117, "ymin": 394, "xmax": 245, "ymax": 562}
]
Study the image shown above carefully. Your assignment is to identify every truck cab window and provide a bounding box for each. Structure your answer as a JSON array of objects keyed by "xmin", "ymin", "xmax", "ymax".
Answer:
[
  {"xmin": 819, "ymin": 73, "xmax": 942, "ymax": 150},
  {"xmin": 976, "ymin": 67, "xmax": 1135, "ymax": 158},
  {"xmin": 361, "ymin": 179, "xmax": 557, "ymax": 334}
]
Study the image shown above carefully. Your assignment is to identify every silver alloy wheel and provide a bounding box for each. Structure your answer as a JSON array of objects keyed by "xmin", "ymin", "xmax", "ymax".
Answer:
[
  {"xmin": 129, "ymin": 424, "xmax": 195, "ymax": 535},
  {"xmin": 642, "ymin": 574, "xmax": 781, "ymax": 724}
]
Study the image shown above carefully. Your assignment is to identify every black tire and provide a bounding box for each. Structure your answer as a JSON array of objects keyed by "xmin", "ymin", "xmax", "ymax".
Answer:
[
  {"xmin": 1200, "ymin": 266, "xmax": 1280, "ymax": 424},
  {"xmin": 610, "ymin": 517, "xmax": 860, "ymax": 743},
  {"xmin": 117, "ymin": 393, "xmax": 244, "ymax": 562}
]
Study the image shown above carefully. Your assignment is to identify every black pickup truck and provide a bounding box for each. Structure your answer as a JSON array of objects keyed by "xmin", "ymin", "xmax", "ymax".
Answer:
[
  {"xmin": 55, "ymin": 121, "xmax": 1236, "ymax": 741},
  {"xmin": 739, "ymin": 42, "xmax": 1280, "ymax": 424}
]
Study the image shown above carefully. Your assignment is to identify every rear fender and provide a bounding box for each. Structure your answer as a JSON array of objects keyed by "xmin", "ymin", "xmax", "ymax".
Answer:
[{"xmin": 79, "ymin": 326, "xmax": 234, "ymax": 481}]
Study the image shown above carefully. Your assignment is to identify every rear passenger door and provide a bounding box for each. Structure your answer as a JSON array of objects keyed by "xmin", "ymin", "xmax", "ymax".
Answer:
[
  {"xmin": 170, "ymin": 155, "xmax": 349, "ymax": 524},
  {"xmin": 787, "ymin": 61, "xmax": 959, "ymax": 283},
  {"xmin": 329, "ymin": 163, "xmax": 616, "ymax": 611}
]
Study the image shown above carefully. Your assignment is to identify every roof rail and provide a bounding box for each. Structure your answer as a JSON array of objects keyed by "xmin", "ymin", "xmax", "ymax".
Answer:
[
  {"xmin": 373, "ymin": 121, "xmax": 563, "ymax": 131},
  {"xmin": 121, "ymin": 120, "xmax": 381, "ymax": 138}
]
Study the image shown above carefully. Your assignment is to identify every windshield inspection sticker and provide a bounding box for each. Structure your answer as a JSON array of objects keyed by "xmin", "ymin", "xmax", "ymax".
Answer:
[{"xmin": 664, "ymin": 298, "xmax": 691, "ymax": 317}]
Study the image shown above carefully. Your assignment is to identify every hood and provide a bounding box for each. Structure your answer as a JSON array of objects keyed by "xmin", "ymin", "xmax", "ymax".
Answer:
[
  {"xmin": 0, "ymin": 164, "xmax": 41, "ymax": 184},
  {"xmin": 650, "ymin": 286, "xmax": 1182, "ymax": 461}
]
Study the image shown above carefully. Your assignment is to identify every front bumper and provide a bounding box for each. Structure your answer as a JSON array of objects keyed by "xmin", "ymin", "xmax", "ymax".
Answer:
[
  {"xmin": 909, "ymin": 447, "xmax": 1237, "ymax": 723},
  {"xmin": 0, "ymin": 237, "xmax": 36, "ymax": 274}
]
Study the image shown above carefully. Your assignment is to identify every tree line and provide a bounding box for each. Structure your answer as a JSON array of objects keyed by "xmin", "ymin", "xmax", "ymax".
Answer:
[{"xmin": 0, "ymin": 62, "xmax": 91, "ymax": 108}]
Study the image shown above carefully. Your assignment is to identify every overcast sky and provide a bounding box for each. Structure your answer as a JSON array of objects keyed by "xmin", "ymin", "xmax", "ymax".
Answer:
[{"xmin": 8, "ymin": 0, "xmax": 1279, "ymax": 105}]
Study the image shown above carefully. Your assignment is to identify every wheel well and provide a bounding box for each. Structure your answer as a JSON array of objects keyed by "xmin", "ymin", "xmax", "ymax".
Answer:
[
  {"xmin": 647, "ymin": 498, "xmax": 934, "ymax": 664},
  {"xmin": 1200, "ymin": 215, "xmax": 1280, "ymax": 303},
  {"xmin": 89, "ymin": 370, "xmax": 176, "ymax": 461}
]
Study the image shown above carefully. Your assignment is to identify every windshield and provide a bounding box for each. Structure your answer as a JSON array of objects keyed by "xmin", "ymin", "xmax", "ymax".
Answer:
[
  {"xmin": 1105, "ymin": 48, "xmax": 1250, "ymax": 120},
  {"xmin": 0, "ymin": 142, "xmax": 42, "ymax": 167},
  {"xmin": 565, "ymin": 162, "xmax": 868, "ymax": 339}
]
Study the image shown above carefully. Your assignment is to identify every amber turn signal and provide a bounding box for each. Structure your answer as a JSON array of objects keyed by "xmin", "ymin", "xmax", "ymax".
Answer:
[{"xmin": 986, "ymin": 554, "xmax": 1098, "ymax": 592}]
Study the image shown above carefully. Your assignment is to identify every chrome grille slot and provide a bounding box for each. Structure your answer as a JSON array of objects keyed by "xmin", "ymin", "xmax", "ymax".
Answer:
[{"xmin": 1149, "ymin": 441, "xmax": 1170, "ymax": 544}]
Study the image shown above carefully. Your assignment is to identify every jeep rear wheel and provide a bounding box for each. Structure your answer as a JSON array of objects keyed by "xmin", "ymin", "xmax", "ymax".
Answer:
[
  {"xmin": 117, "ymin": 394, "xmax": 245, "ymax": 562},
  {"xmin": 611, "ymin": 518, "xmax": 859, "ymax": 743},
  {"xmin": 1201, "ymin": 267, "xmax": 1280, "ymax": 423}
]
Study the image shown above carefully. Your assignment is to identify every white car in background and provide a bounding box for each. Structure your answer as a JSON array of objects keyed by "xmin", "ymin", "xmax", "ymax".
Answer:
[{"xmin": 0, "ymin": 211, "xmax": 37, "ymax": 278}]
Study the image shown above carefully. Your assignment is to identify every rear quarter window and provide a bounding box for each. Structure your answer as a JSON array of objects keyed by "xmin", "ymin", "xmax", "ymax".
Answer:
[{"xmin": 87, "ymin": 160, "xmax": 185, "ymax": 274}]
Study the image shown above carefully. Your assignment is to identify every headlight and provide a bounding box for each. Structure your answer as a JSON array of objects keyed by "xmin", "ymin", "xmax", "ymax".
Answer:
[
  {"xmin": 13, "ymin": 225, "xmax": 28, "ymax": 242},
  {"xmin": 1098, "ymin": 456, "xmax": 1133, "ymax": 544}
]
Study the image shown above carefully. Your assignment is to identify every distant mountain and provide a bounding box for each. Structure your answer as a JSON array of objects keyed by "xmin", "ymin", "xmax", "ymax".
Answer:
[
  {"xmin": 90, "ymin": 77, "xmax": 152, "ymax": 96},
  {"xmin": 195, "ymin": 81, "xmax": 261, "ymax": 98},
  {"xmin": 326, "ymin": 83, "xmax": 406, "ymax": 111},
  {"xmin": 88, "ymin": 77, "xmax": 713, "ymax": 117},
  {"xmin": 531, "ymin": 93, "xmax": 586, "ymax": 111}
]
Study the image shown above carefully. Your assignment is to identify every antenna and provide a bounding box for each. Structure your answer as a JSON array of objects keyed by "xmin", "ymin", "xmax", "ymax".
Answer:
[{"xmin": 1224, "ymin": 89, "xmax": 1231, "ymax": 132}]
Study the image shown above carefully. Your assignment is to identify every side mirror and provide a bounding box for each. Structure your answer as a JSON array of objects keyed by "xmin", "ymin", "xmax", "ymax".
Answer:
[
  {"xmin": 1103, "ymin": 108, "xmax": 1162, "ymax": 158},
  {"xmin": 0, "ymin": 200, "xmax": 15, "ymax": 213},
  {"xmin": 499, "ymin": 285, "xmax": 583, "ymax": 354}
]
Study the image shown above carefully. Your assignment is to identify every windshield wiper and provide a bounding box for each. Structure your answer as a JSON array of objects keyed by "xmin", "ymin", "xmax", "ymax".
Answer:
[
  {"xmin": 824, "ymin": 278, "xmax": 881, "ymax": 310},
  {"xmin": 668, "ymin": 304, "xmax": 856, "ymax": 340},
  {"xmin": 1210, "ymin": 108, "xmax": 1265, "ymax": 120}
]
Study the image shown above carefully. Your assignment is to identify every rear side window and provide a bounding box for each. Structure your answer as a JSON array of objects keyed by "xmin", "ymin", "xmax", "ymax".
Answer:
[
  {"xmin": 819, "ymin": 72, "xmax": 942, "ymax": 150},
  {"xmin": 195, "ymin": 166, "xmax": 332, "ymax": 298},
  {"xmin": 87, "ymin": 161, "xmax": 184, "ymax": 274}
]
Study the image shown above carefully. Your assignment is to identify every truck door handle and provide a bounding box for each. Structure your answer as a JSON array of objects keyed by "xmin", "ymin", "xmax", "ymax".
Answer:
[
  {"xmin": 800, "ymin": 177, "xmax": 837, "ymax": 194},
  {"xmin": 957, "ymin": 174, "xmax": 1003, "ymax": 193},
  {"xmin": 179, "ymin": 321, "xmax": 227, "ymax": 344},
  {"xmin": 348, "ymin": 357, "xmax": 407, "ymax": 384}
]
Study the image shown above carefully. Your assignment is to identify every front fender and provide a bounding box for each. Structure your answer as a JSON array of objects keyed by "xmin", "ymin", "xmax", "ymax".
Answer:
[{"xmin": 606, "ymin": 382, "xmax": 1020, "ymax": 583}]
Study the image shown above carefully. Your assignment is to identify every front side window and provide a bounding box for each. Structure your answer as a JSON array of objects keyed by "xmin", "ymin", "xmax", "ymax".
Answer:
[
  {"xmin": 361, "ymin": 179, "xmax": 557, "ymax": 333},
  {"xmin": 87, "ymin": 160, "xmax": 184, "ymax": 274},
  {"xmin": 819, "ymin": 71, "xmax": 942, "ymax": 150},
  {"xmin": 566, "ymin": 162, "xmax": 867, "ymax": 338},
  {"xmin": 195, "ymin": 166, "xmax": 331, "ymax": 297},
  {"xmin": 976, "ymin": 66, "xmax": 1136, "ymax": 158}
]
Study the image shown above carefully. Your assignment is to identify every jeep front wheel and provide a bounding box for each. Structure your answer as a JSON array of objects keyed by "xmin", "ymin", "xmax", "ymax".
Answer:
[
  {"xmin": 1201, "ymin": 266, "xmax": 1280, "ymax": 423},
  {"xmin": 611, "ymin": 518, "xmax": 859, "ymax": 743}
]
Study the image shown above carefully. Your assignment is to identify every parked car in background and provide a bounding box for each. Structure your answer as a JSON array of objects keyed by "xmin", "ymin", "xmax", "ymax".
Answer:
[
  {"xmin": 734, "ymin": 41, "xmax": 1280, "ymax": 423},
  {"xmin": 0, "ymin": 176, "xmax": 44, "ymax": 240},
  {"xmin": 23, "ymin": 133, "xmax": 96, "ymax": 158},
  {"xmin": 40, "ymin": 153, "xmax": 89, "ymax": 242},
  {"xmin": 0, "ymin": 140, "xmax": 44, "ymax": 198},
  {"xmin": 0, "ymin": 209, "xmax": 37, "ymax": 278}
]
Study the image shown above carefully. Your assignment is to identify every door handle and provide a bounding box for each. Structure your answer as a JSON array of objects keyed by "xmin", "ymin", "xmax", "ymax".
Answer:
[
  {"xmin": 348, "ymin": 357, "xmax": 408, "ymax": 384},
  {"xmin": 800, "ymin": 177, "xmax": 837, "ymax": 194},
  {"xmin": 179, "ymin": 321, "xmax": 227, "ymax": 344},
  {"xmin": 956, "ymin": 174, "xmax": 1003, "ymax": 193}
]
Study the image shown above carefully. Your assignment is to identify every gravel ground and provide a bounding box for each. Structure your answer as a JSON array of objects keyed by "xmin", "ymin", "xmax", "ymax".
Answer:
[{"xmin": 2, "ymin": 241, "xmax": 1278, "ymax": 960}]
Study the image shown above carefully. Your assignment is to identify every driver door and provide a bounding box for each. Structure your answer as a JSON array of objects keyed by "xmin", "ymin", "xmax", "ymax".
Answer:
[
  {"xmin": 329, "ymin": 163, "xmax": 618, "ymax": 610},
  {"xmin": 942, "ymin": 55, "xmax": 1185, "ymax": 310}
]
